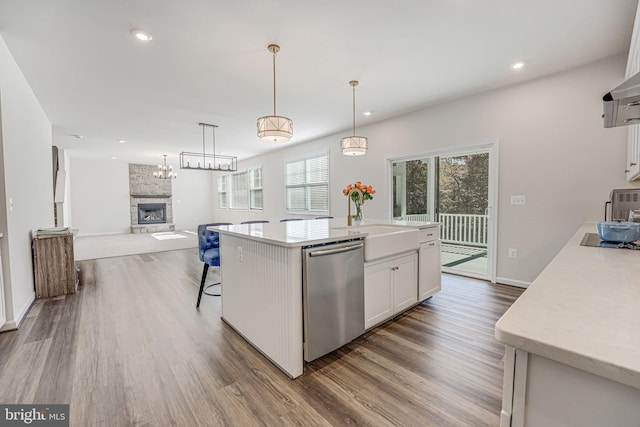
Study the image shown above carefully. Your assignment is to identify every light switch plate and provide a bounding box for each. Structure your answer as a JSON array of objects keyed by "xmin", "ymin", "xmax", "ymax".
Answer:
[{"xmin": 511, "ymin": 195, "xmax": 526, "ymax": 205}]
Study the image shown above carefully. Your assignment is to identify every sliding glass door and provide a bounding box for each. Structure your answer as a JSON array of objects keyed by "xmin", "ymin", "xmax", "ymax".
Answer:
[
  {"xmin": 390, "ymin": 143, "xmax": 497, "ymax": 282},
  {"xmin": 392, "ymin": 159, "xmax": 432, "ymax": 221}
]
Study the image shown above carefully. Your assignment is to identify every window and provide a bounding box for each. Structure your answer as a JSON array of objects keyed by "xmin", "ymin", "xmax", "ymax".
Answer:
[
  {"xmin": 218, "ymin": 167, "xmax": 263, "ymax": 210},
  {"xmin": 217, "ymin": 175, "xmax": 228, "ymax": 208},
  {"xmin": 250, "ymin": 168, "xmax": 263, "ymax": 210},
  {"xmin": 285, "ymin": 154, "xmax": 329, "ymax": 213},
  {"xmin": 229, "ymin": 171, "xmax": 248, "ymax": 210}
]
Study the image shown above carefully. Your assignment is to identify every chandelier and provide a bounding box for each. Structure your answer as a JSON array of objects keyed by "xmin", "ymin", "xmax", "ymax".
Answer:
[
  {"xmin": 180, "ymin": 123, "xmax": 237, "ymax": 171},
  {"xmin": 340, "ymin": 80, "xmax": 368, "ymax": 156},
  {"xmin": 154, "ymin": 154, "xmax": 177, "ymax": 179},
  {"xmin": 257, "ymin": 44, "xmax": 293, "ymax": 143}
]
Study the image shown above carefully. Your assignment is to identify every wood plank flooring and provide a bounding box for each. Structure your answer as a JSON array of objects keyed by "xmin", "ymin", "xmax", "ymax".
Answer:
[{"xmin": 0, "ymin": 248, "xmax": 523, "ymax": 426}]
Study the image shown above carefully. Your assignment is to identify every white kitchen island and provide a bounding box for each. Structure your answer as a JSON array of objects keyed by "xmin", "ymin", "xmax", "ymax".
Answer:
[
  {"xmin": 495, "ymin": 223, "xmax": 640, "ymax": 427},
  {"xmin": 213, "ymin": 218, "xmax": 440, "ymax": 378}
]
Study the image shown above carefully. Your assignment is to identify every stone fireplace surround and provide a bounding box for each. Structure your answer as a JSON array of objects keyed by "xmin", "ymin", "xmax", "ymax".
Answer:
[{"xmin": 129, "ymin": 163, "xmax": 175, "ymax": 233}]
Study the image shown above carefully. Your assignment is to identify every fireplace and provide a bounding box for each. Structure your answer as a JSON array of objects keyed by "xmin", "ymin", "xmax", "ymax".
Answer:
[
  {"xmin": 138, "ymin": 203, "xmax": 167, "ymax": 224},
  {"xmin": 129, "ymin": 163, "xmax": 175, "ymax": 233}
]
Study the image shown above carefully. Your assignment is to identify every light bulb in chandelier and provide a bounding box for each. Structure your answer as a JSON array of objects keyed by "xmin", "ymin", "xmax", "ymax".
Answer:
[{"xmin": 154, "ymin": 155, "xmax": 177, "ymax": 179}]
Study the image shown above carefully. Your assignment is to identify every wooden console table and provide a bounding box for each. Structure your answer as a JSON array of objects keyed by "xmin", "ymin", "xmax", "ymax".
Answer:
[{"xmin": 32, "ymin": 229, "xmax": 76, "ymax": 298}]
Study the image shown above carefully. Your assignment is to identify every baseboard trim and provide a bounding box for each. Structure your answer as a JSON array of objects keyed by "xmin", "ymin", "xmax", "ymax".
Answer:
[
  {"xmin": 76, "ymin": 231, "xmax": 129, "ymax": 237},
  {"xmin": 495, "ymin": 277, "xmax": 530, "ymax": 288},
  {"xmin": 0, "ymin": 319, "xmax": 17, "ymax": 332},
  {"xmin": 0, "ymin": 292, "xmax": 35, "ymax": 332}
]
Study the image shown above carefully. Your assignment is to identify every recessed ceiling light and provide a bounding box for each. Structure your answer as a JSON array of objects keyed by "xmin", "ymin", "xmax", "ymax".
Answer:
[
  {"xmin": 71, "ymin": 134, "xmax": 83, "ymax": 139},
  {"xmin": 362, "ymin": 111, "xmax": 372, "ymax": 116},
  {"xmin": 117, "ymin": 139, "xmax": 126, "ymax": 144},
  {"xmin": 111, "ymin": 156, "xmax": 117, "ymax": 160},
  {"xmin": 131, "ymin": 29, "xmax": 153, "ymax": 42},
  {"xmin": 511, "ymin": 61, "xmax": 525, "ymax": 70}
]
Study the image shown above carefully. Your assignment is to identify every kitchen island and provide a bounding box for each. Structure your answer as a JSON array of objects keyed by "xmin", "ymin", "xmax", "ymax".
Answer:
[
  {"xmin": 495, "ymin": 223, "xmax": 640, "ymax": 427},
  {"xmin": 213, "ymin": 218, "xmax": 440, "ymax": 378}
]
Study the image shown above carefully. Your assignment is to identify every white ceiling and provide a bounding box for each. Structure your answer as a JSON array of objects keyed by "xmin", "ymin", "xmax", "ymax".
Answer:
[{"xmin": 0, "ymin": 0, "xmax": 637, "ymax": 165}]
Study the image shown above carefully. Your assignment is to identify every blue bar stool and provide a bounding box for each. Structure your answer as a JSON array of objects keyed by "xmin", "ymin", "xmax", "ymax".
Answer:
[{"xmin": 196, "ymin": 222, "xmax": 232, "ymax": 308}]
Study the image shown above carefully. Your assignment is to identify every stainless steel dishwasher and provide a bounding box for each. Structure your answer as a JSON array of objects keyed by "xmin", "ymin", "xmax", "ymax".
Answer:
[{"xmin": 302, "ymin": 239, "xmax": 365, "ymax": 362}]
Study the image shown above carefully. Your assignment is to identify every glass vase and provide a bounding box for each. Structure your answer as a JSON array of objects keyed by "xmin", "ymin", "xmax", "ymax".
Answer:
[{"xmin": 354, "ymin": 201, "xmax": 364, "ymax": 225}]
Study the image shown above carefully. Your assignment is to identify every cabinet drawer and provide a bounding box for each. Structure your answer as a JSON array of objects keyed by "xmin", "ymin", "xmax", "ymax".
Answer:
[{"xmin": 419, "ymin": 227, "xmax": 438, "ymax": 243}]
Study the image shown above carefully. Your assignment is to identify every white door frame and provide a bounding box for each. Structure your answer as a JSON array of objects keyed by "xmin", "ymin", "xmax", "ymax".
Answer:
[{"xmin": 387, "ymin": 140, "xmax": 499, "ymax": 283}]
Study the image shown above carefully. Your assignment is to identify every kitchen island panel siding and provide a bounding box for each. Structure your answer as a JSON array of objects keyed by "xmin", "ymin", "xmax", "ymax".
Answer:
[{"xmin": 220, "ymin": 234, "xmax": 304, "ymax": 378}]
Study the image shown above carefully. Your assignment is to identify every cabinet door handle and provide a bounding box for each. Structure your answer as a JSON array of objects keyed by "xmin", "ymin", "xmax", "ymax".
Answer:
[
  {"xmin": 631, "ymin": 162, "xmax": 638, "ymax": 167},
  {"xmin": 391, "ymin": 266, "xmax": 399, "ymax": 271},
  {"xmin": 625, "ymin": 169, "xmax": 631, "ymax": 173}
]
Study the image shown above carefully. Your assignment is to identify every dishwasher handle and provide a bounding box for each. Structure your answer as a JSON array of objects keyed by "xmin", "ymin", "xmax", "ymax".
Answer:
[{"xmin": 308, "ymin": 243, "xmax": 363, "ymax": 257}]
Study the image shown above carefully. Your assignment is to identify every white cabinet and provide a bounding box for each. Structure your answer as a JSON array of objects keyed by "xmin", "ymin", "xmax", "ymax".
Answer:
[
  {"xmin": 419, "ymin": 239, "xmax": 441, "ymax": 301},
  {"xmin": 627, "ymin": 122, "xmax": 640, "ymax": 181},
  {"xmin": 417, "ymin": 225, "xmax": 442, "ymax": 302},
  {"xmin": 363, "ymin": 260, "xmax": 393, "ymax": 328},
  {"xmin": 626, "ymin": 2, "xmax": 640, "ymax": 181},
  {"xmin": 501, "ymin": 346, "xmax": 640, "ymax": 427},
  {"xmin": 393, "ymin": 254, "xmax": 419, "ymax": 313},
  {"xmin": 0, "ymin": 249, "xmax": 4, "ymax": 330},
  {"xmin": 364, "ymin": 253, "xmax": 417, "ymax": 329}
]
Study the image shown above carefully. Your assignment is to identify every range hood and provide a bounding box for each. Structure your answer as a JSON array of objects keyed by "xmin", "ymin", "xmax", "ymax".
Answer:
[{"xmin": 603, "ymin": 71, "xmax": 640, "ymax": 128}]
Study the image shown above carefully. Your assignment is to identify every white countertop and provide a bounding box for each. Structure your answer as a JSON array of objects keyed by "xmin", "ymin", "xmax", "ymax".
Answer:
[
  {"xmin": 495, "ymin": 222, "xmax": 640, "ymax": 390},
  {"xmin": 212, "ymin": 218, "xmax": 439, "ymax": 248}
]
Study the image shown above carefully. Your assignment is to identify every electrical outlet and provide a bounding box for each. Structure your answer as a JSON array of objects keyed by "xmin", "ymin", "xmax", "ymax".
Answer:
[
  {"xmin": 237, "ymin": 246, "xmax": 243, "ymax": 262},
  {"xmin": 511, "ymin": 195, "xmax": 526, "ymax": 205},
  {"xmin": 508, "ymin": 248, "xmax": 518, "ymax": 258}
]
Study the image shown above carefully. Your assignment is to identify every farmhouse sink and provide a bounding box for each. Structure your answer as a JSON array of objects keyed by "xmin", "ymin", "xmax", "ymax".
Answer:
[{"xmin": 335, "ymin": 225, "xmax": 420, "ymax": 262}]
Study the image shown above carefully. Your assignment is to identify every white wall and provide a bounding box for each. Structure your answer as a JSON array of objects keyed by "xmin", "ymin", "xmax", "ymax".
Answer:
[
  {"xmin": 171, "ymin": 169, "xmax": 216, "ymax": 230},
  {"xmin": 0, "ymin": 35, "xmax": 54, "ymax": 330},
  {"xmin": 69, "ymin": 158, "xmax": 215, "ymax": 234},
  {"xmin": 69, "ymin": 159, "xmax": 131, "ymax": 235},
  {"xmin": 212, "ymin": 55, "xmax": 638, "ymax": 285},
  {"xmin": 54, "ymin": 148, "xmax": 73, "ymax": 227}
]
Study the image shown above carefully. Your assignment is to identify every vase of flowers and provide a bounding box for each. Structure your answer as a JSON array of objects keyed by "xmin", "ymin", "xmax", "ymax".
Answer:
[{"xmin": 343, "ymin": 181, "xmax": 376, "ymax": 225}]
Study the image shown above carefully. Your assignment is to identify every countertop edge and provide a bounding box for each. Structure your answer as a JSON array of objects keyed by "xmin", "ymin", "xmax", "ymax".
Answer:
[
  {"xmin": 216, "ymin": 229, "xmax": 365, "ymax": 248},
  {"xmin": 210, "ymin": 219, "xmax": 438, "ymax": 248},
  {"xmin": 495, "ymin": 222, "xmax": 640, "ymax": 390},
  {"xmin": 495, "ymin": 324, "xmax": 640, "ymax": 390}
]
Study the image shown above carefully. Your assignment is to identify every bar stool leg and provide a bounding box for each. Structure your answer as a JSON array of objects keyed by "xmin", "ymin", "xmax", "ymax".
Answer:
[{"xmin": 196, "ymin": 263, "xmax": 209, "ymax": 308}]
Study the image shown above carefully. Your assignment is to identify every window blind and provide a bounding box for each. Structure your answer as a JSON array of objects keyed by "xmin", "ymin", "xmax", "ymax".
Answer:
[
  {"xmin": 217, "ymin": 175, "xmax": 228, "ymax": 209},
  {"xmin": 285, "ymin": 154, "xmax": 329, "ymax": 212},
  {"xmin": 250, "ymin": 168, "xmax": 263, "ymax": 210},
  {"xmin": 230, "ymin": 171, "xmax": 248, "ymax": 210}
]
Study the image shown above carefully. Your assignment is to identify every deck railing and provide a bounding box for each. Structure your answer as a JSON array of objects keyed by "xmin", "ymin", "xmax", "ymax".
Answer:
[
  {"xmin": 398, "ymin": 213, "xmax": 488, "ymax": 247},
  {"xmin": 439, "ymin": 213, "xmax": 488, "ymax": 247},
  {"xmin": 404, "ymin": 214, "xmax": 431, "ymax": 222}
]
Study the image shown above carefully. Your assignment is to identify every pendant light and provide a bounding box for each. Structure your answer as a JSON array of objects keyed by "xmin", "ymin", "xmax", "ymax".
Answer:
[
  {"xmin": 153, "ymin": 154, "xmax": 176, "ymax": 179},
  {"xmin": 179, "ymin": 123, "xmax": 237, "ymax": 171},
  {"xmin": 257, "ymin": 44, "xmax": 293, "ymax": 143},
  {"xmin": 341, "ymin": 80, "xmax": 368, "ymax": 156}
]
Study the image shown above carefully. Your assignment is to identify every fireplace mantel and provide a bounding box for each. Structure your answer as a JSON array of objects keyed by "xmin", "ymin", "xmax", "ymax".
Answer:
[{"xmin": 130, "ymin": 194, "xmax": 172, "ymax": 198}]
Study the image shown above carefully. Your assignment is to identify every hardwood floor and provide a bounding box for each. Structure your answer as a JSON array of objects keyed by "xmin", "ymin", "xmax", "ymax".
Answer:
[{"xmin": 0, "ymin": 248, "xmax": 523, "ymax": 426}]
